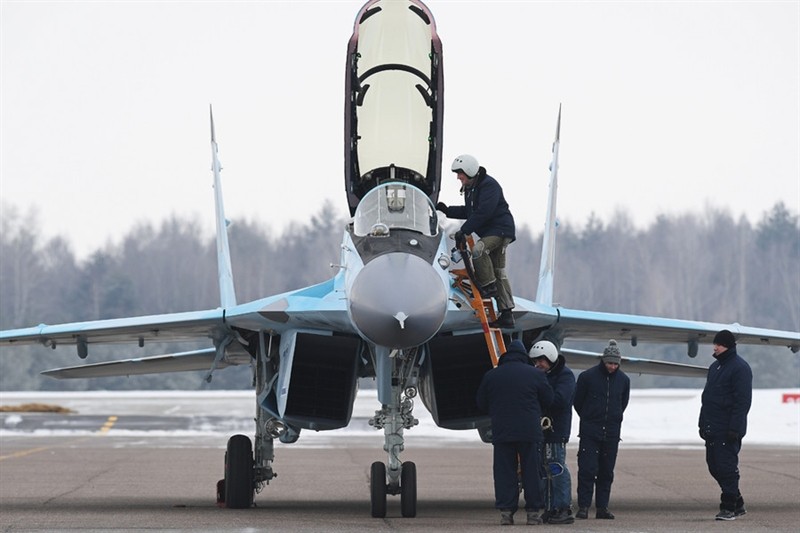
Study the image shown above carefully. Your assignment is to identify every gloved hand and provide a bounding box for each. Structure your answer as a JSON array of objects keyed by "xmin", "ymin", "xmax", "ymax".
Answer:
[
  {"xmin": 726, "ymin": 430, "xmax": 740, "ymax": 443},
  {"xmin": 454, "ymin": 230, "xmax": 465, "ymax": 242},
  {"xmin": 436, "ymin": 202, "xmax": 448, "ymax": 213}
]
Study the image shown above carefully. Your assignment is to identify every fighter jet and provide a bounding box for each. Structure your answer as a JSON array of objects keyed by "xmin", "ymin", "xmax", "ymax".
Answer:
[{"xmin": 1, "ymin": 0, "xmax": 798, "ymax": 518}]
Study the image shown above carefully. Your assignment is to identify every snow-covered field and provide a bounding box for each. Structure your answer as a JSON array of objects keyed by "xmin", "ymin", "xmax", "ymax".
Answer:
[{"xmin": 1, "ymin": 389, "xmax": 797, "ymax": 448}]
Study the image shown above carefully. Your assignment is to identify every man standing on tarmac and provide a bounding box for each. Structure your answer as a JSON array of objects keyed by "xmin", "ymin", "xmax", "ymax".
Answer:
[
  {"xmin": 529, "ymin": 340, "xmax": 576, "ymax": 525},
  {"xmin": 477, "ymin": 339, "xmax": 554, "ymax": 526},
  {"xmin": 573, "ymin": 339, "xmax": 630, "ymax": 520},
  {"xmin": 699, "ymin": 329, "xmax": 752, "ymax": 521}
]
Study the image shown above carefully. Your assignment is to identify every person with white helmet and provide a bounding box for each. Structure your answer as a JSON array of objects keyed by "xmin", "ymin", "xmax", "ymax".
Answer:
[
  {"xmin": 530, "ymin": 340, "xmax": 576, "ymax": 524},
  {"xmin": 436, "ymin": 154, "xmax": 517, "ymax": 328}
]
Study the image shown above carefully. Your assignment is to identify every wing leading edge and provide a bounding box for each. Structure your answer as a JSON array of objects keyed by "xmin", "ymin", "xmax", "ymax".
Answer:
[
  {"xmin": 511, "ymin": 296, "xmax": 800, "ymax": 355},
  {"xmin": 0, "ymin": 309, "xmax": 226, "ymax": 349},
  {"xmin": 0, "ymin": 279, "xmax": 354, "ymax": 359}
]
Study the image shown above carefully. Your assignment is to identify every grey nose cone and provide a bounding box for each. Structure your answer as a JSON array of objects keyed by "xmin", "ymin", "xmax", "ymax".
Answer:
[{"xmin": 349, "ymin": 252, "xmax": 448, "ymax": 349}]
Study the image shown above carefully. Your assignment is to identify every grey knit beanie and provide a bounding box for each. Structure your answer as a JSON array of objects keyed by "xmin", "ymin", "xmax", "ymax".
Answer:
[{"xmin": 601, "ymin": 339, "xmax": 621, "ymax": 364}]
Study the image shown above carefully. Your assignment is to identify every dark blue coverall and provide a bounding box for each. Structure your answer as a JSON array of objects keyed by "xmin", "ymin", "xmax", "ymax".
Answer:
[{"xmin": 476, "ymin": 340, "xmax": 554, "ymax": 512}]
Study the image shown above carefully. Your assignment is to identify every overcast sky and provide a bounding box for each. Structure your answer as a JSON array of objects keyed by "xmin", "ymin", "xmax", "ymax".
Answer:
[{"xmin": 2, "ymin": 1, "xmax": 798, "ymax": 259}]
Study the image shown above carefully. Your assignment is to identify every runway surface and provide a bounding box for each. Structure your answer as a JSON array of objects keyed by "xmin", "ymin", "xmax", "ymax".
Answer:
[{"xmin": 1, "ymin": 392, "xmax": 799, "ymax": 532}]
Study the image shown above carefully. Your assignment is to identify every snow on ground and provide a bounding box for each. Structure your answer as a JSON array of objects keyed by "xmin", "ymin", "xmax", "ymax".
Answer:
[{"xmin": 1, "ymin": 389, "xmax": 797, "ymax": 448}]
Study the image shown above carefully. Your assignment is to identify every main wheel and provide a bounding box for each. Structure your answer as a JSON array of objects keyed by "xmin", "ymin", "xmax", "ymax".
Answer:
[
  {"xmin": 224, "ymin": 434, "xmax": 254, "ymax": 509},
  {"xmin": 400, "ymin": 461, "xmax": 417, "ymax": 518},
  {"xmin": 370, "ymin": 461, "xmax": 387, "ymax": 518}
]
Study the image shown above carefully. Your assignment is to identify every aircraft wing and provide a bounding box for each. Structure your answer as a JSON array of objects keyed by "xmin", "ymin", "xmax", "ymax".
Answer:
[
  {"xmin": 223, "ymin": 277, "xmax": 355, "ymax": 335},
  {"xmin": 0, "ymin": 309, "xmax": 226, "ymax": 349},
  {"xmin": 512, "ymin": 297, "xmax": 800, "ymax": 354},
  {"xmin": 0, "ymin": 278, "xmax": 354, "ymax": 353},
  {"xmin": 561, "ymin": 349, "xmax": 707, "ymax": 378},
  {"xmin": 40, "ymin": 348, "xmax": 221, "ymax": 379}
]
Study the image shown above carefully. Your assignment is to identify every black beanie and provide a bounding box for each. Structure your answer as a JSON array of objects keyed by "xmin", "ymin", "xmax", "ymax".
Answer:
[{"xmin": 713, "ymin": 329, "xmax": 736, "ymax": 349}]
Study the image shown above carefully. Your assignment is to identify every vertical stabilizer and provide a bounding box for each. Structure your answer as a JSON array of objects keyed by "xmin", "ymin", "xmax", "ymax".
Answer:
[
  {"xmin": 535, "ymin": 105, "xmax": 561, "ymax": 306},
  {"xmin": 210, "ymin": 106, "xmax": 237, "ymax": 308}
]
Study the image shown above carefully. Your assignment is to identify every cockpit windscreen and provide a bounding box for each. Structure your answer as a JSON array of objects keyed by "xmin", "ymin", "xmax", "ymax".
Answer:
[{"xmin": 353, "ymin": 183, "xmax": 437, "ymax": 237}]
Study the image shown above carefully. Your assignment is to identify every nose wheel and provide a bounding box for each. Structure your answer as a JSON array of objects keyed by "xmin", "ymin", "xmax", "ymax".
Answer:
[
  {"xmin": 370, "ymin": 462, "xmax": 387, "ymax": 518},
  {"xmin": 370, "ymin": 460, "xmax": 417, "ymax": 518},
  {"xmin": 400, "ymin": 461, "xmax": 417, "ymax": 517}
]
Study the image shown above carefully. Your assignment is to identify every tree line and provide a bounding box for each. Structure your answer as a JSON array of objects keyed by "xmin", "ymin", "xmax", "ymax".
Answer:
[{"xmin": 1, "ymin": 201, "xmax": 798, "ymax": 390}]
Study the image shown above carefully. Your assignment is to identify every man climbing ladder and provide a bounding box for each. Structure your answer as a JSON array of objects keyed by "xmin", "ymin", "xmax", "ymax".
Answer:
[
  {"xmin": 437, "ymin": 154, "xmax": 517, "ymax": 329},
  {"xmin": 450, "ymin": 233, "xmax": 507, "ymax": 366}
]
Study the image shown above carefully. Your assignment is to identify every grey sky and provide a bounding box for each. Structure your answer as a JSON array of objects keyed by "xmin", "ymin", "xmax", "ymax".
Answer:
[{"xmin": 2, "ymin": 1, "xmax": 798, "ymax": 258}]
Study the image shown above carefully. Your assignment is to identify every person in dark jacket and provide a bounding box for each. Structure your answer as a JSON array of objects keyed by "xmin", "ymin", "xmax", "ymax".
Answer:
[
  {"xmin": 529, "ymin": 340, "xmax": 576, "ymax": 525},
  {"xmin": 476, "ymin": 339, "xmax": 554, "ymax": 525},
  {"xmin": 437, "ymin": 154, "xmax": 516, "ymax": 328},
  {"xmin": 573, "ymin": 339, "xmax": 630, "ymax": 520},
  {"xmin": 698, "ymin": 329, "xmax": 752, "ymax": 521}
]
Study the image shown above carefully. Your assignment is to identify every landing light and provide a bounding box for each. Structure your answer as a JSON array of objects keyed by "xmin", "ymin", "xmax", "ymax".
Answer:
[{"xmin": 264, "ymin": 418, "xmax": 286, "ymax": 438}]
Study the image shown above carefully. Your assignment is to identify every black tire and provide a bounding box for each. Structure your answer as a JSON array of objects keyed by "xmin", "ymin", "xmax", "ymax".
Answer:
[
  {"xmin": 224, "ymin": 434, "xmax": 254, "ymax": 509},
  {"xmin": 400, "ymin": 461, "xmax": 417, "ymax": 518},
  {"xmin": 370, "ymin": 461, "xmax": 387, "ymax": 518}
]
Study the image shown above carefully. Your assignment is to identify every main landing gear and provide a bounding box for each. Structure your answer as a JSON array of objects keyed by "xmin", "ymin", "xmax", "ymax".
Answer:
[
  {"xmin": 216, "ymin": 427, "xmax": 279, "ymax": 509},
  {"xmin": 219, "ymin": 434, "xmax": 255, "ymax": 509}
]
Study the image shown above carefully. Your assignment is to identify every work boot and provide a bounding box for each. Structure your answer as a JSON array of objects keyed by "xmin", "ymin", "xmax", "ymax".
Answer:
[
  {"xmin": 499, "ymin": 509, "xmax": 514, "ymax": 525},
  {"xmin": 734, "ymin": 494, "xmax": 747, "ymax": 517},
  {"xmin": 489, "ymin": 310, "xmax": 515, "ymax": 329},
  {"xmin": 717, "ymin": 493, "xmax": 737, "ymax": 520},
  {"xmin": 715, "ymin": 509, "xmax": 736, "ymax": 521},
  {"xmin": 480, "ymin": 281, "xmax": 499, "ymax": 299},
  {"xmin": 526, "ymin": 511, "xmax": 542, "ymax": 525},
  {"xmin": 596, "ymin": 508, "xmax": 615, "ymax": 519},
  {"xmin": 539, "ymin": 509, "xmax": 551, "ymax": 523},
  {"xmin": 548, "ymin": 508, "xmax": 575, "ymax": 524},
  {"xmin": 575, "ymin": 507, "xmax": 588, "ymax": 519}
]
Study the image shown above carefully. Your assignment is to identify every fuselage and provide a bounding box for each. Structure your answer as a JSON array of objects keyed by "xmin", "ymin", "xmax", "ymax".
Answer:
[
  {"xmin": 342, "ymin": 2, "xmax": 447, "ymax": 349},
  {"xmin": 343, "ymin": 182, "xmax": 451, "ymax": 349}
]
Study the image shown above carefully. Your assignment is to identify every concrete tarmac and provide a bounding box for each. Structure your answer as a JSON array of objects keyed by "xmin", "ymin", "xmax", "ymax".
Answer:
[{"xmin": 1, "ymin": 433, "xmax": 798, "ymax": 532}]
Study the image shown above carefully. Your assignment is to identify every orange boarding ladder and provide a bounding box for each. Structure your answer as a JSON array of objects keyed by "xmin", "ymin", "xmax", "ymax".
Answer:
[{"xmin": 450, "ymin": 235, "xmax": 506, "ymax": 367}]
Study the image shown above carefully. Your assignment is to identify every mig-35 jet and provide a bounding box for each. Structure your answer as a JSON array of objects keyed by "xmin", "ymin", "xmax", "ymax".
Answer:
[{"xmin": 2, "ymin": 0, "xmax": 798, "ymax": 518}]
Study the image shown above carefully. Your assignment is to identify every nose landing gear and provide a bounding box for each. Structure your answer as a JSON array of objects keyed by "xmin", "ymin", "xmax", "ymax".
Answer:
[
  {"xmin": 369, "ymin": 386, "xmax": 419, "ymax": 518},
  {"xmin": 370, "ymin": 460, "xmax": 417, "ymax": 518}
]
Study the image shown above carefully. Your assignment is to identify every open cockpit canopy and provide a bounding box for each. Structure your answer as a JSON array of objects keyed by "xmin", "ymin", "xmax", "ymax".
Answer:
[{"xmin": 345, "ymin": 0, "xmax": 443, "ymax": 215}]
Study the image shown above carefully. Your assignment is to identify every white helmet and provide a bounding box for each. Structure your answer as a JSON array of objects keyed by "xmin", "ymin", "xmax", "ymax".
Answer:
[
  {"xmin": 529, "ymin": 340, "xmax": 558, "ymax": 364},
  {"xmin": 451, "ymin": 154, "xmax": 479, "ymax": 178}
]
